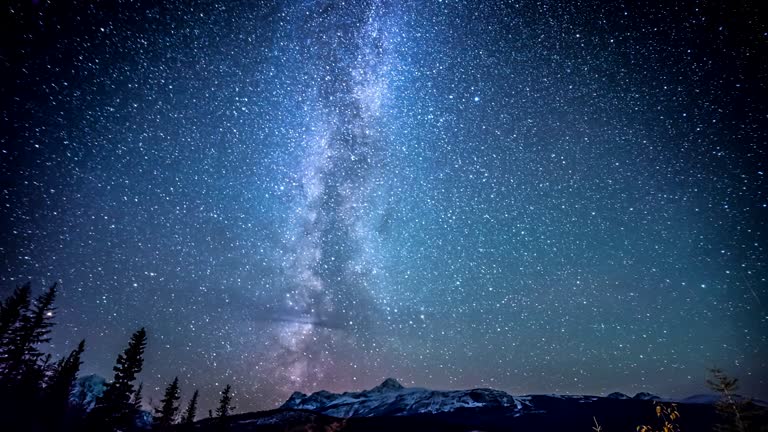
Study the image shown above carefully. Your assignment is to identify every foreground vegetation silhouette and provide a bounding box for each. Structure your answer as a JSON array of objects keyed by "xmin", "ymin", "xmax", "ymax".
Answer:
[{"xmin": 0, "ymin": 282, "xmax": 233, "ymax": 431}]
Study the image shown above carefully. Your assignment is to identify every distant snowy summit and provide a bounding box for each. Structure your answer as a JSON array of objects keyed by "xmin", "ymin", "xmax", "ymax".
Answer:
[
  {"xmin": 283, "ymin": 378, "xmax": 577, "ymax": 417},
  {"xmin": 606, "ymin": 391, "xmax": 661, "ymax": 401},
  {"xmin": 283, "ymin": 378, "xmax": 766, "ymax": 416},
  {"xmin": 71, "ymin": 374, "xmax": 107, "ymax": 410},
  {"xmin": 372, "ymin": 377, "xmax": 405, "ymax": 392},
  {"xmin": 282, "ymin": 378, "xmax": 750, "ymax": 419}
]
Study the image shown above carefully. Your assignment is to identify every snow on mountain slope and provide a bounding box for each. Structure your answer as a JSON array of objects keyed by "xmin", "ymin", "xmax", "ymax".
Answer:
[
  {"xmin": 71, "ymin": 374, "xmax": 107, "ymax": 410},
  {"xmin": 281, "ymin": 378, "xmax": 535, "ymax": 417},
  {"xmin": 281, "ymin": 378, "xmax": 742, "ymax": 420}
]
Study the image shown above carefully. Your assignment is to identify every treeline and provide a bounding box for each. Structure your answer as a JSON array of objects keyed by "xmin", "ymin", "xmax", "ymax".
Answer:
[{"xmin": 0, "ymin": 282, "xmax": 234, "ymax": 432}]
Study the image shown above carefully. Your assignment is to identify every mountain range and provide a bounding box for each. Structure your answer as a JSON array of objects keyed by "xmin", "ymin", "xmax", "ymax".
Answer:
[{"xmin": 185, "ymin": 378, "xmax": 766, "ymax": 431}]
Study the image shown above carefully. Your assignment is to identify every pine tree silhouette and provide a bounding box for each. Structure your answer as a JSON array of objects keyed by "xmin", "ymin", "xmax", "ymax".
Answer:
[
  {"xmin": 89, "ymin": 327, "xmax": 147, "ymax": 431},
  {"xmin": 706, "ymin": 368, "xmax": 768, "ymax": 432},
  {"xmin": 0, "ymin": 283, "xmax": 31, "ymax": 365},
  {"xmin": 45, "ymin": 340, "xmax": 86, "ymax": 420},
  {"xmin": 131, "ymin": 382, "xmax": 144, "ymax": 413},
  {"xmin": 214, "ymin": 384, "xmax": 235, "ymax": 431},
  {"xmin": 154, "ymin": 376, "xmax": 182, "ymax": 428},
  {"xmin": 0, "ymin": 283, "xmax": 58, "ymax": 432},
  {"xmin": 24, "ymin": 283, "xmax": 57, "ymax": 352},
  {"xmin": 0, "ymin": 283, "xmax": 56, "ymax": 387},
  {"xmin": 181, "ymin": 389, "xmax": 199, "ymax": 424},
  {"xmin": 708, "ymin": 367, "xmax": 746, "ymax": 432},
  {"xmin": 216, "ymin": 384, "xmax": 235, "ymax": 417},
  {"xmin": 0, "ymin": 283, "xmax": 33, "ymax": 431}
]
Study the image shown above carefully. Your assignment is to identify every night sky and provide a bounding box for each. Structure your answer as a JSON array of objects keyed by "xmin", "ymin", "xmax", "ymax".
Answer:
[{"xmin": 1, "ymin": 0, "xmax": 766, "ymax": 412}]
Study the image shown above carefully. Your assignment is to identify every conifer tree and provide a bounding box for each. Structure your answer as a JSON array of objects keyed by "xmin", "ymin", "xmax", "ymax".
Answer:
[
  {"xmin": 181, "ymin": 389, "xmax": 199, "ymax": 424},
  {"xmin": 131, "ymin": 382, "xmax": 144, "ymax": 413},
  {"xmin": 0, "ymin": 283, "xmax": 56, "ymax": 385},
  {"xmin": 215, "ymin": 384, "xmax": 234, "ymax": 418},
  {"xmin": 0, "ymin": 283, "xmax": 31, "ymax": 350},
  {"xmin": 90, "ymin": 327, "xmax": 147, "ymax": 430},
  {"xmin": 43, "ymin": 340, "xmax": 85, "ymax": 428},
  {"xmin": 705, "ymin": 368, "xmax": 768, "ymax": 432},
  {"xmin": 154, "ymin": 376, "xmax": 182, "ymax": 428},
  {"xmin": 24, "ymin": 283, "xmax": 57, "ymax": 350},
  {"xmin": 0, "ymin": 284, "xmax": 33, "ymax": 429},
  {"xmin": 46, "ymin": 340, "xmax": 86, "ymax": 407},
  {"xmin": 708, "ymin": 367, "xmax": 746, "ymax": 432}
]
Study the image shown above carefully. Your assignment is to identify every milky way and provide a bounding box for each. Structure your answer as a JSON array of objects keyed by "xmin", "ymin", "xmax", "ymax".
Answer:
[
  {"xmin": 1, "ymin": 0, "xmax": 766, "ymax": 411},
  {"xmin": 269, "ymin": 0, "xmax": 397, "ymax": 389}
]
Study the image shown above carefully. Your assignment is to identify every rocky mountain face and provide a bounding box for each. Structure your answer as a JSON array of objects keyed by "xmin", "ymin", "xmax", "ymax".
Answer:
[
  {"xmin": 70, "ymin": 374, "xmax": 107, "ymax": 411},
  {"xmin": 281, "ymin": 378, "xmax": 533, "ymax": 417},
  {"xmin": 280, "ymin": 378, "xmax": 668, "ymax": 418}
]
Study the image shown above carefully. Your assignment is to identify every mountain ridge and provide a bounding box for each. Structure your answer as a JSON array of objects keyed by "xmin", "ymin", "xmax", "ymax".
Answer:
[
  {"xmin": 207, "ymin": 379, "xmax": 749, "ymax": 432},
  {"xmin": 280, "ymin": 377, "xmax": 662, "ymax": 417}
]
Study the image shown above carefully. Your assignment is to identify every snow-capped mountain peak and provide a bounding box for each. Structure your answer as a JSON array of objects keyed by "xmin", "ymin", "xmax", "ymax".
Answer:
[
  {"xmin": 285, "ymin": 391, "xmax": 308, "ymax": 406},
  {"xmin": 281, "ymin": 379, "xmax": 533, "ymax": 417},
  {"xmin": 372, "ymin": 378, "xmax": 404, "ymax": 392}
]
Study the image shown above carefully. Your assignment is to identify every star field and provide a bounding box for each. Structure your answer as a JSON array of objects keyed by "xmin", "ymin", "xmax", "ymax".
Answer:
[{"xmin": 1, "ymin": 0, "xmax": 766, "ymax": 411}]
